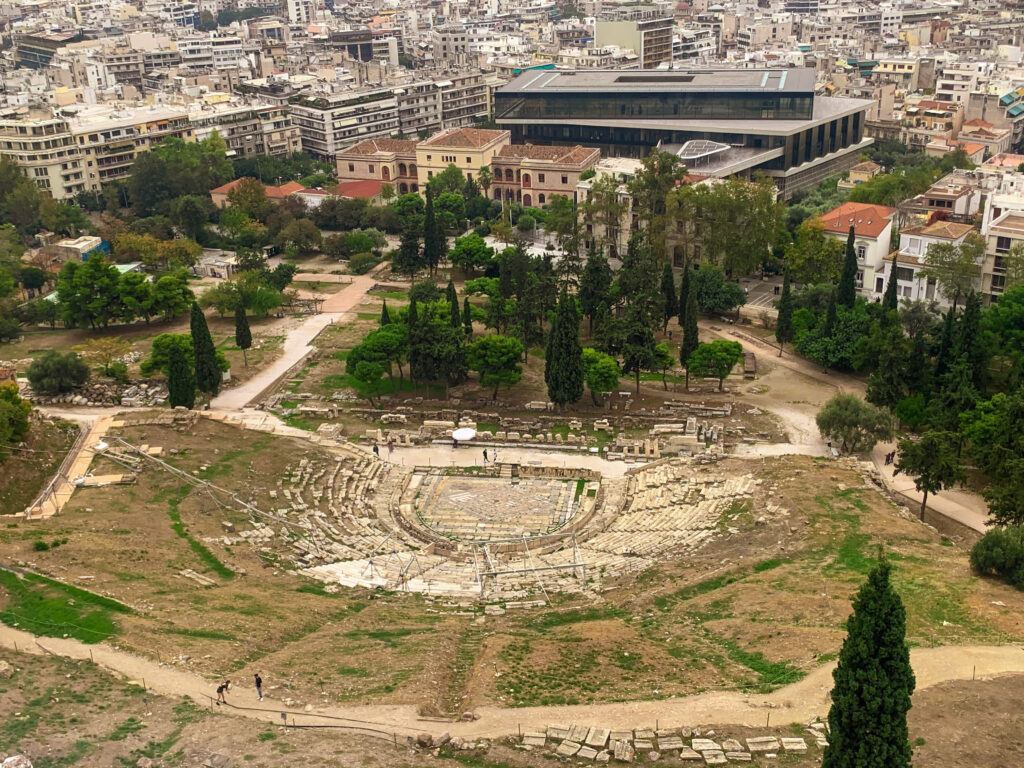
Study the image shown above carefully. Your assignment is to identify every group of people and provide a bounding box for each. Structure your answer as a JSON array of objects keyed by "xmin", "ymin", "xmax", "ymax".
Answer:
[
  {"xmin": 371, "ymin": 439, "xmax": 395, "ymax": 458},
  {"xmin": 481, "ymin": 448, "xmax": 498, "ymax": 464},
  {"xmin": 215, "ymin": 672, "xmax": 263, "ymax": 705},
  {"xmin": 884, "ymin": 450, "xmax": 897, "ymax": 466}
]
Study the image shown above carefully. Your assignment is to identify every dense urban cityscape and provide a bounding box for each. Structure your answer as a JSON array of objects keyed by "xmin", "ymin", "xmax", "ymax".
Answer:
[{"xmin": 1, "ymin": 1, "xmax": 1024, "ymax": 767}]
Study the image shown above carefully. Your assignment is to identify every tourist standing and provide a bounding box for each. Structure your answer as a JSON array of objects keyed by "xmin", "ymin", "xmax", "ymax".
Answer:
[
  {"xmin": 482, "ymin": 448, "xmax": 488, "ymax": 463},
  {"xmin": 254, "ymin": 673, "xmax": 263, "ymax": 702},
  {"xmin": 216, "ymin": 680, "xmax": 230, "ymax": 704}
]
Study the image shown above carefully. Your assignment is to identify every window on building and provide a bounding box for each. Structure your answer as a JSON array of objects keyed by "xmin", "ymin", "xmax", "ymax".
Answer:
[
  {"xmin": 996, "ymin": 236, "xmax": 1012, "ymax": 254},
  {"xmin": 561, "ymin": 175, "xmax": 568, "ymax": 184},
  {"xmin": 875, "ymin": 276, "xmax": 884, "ymax": 293},
  {"xmin": 992, "ymin": 274, "xmax": 1006, "ymax": 291},
  {"xmin": 896, "ymin": 266, "xmax": 915, "ymax": 282},
  {"xmin": 466, "ymin": 157, "xmax": 471, "ymax": 164},
  {"xmin": 348, "ymin": 163, "xmax": 355, "ymax": 172},
  {"xmin": 427, "ymin": 171, "xmax": 433, "ymax": 179},
  {"xmin": 538, "ymin": 173, "xmax": 545, "ymax": 183},
  {"xmin": 856, "ymin": 244, "xmax": 867, "ymax": 261},
  {"xmin": 368, "ymin": 164, "xmax": 374, "ymax": 174}
]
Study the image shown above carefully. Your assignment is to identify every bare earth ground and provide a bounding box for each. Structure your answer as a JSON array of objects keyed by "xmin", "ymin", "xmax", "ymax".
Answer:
[
  {"xmin": 0, "ymin": 416, "xmax": 77, "ymax": 516},
  {"xmin": 1, "ymin": 646, "xmax": 1023, "ymax": 767}
]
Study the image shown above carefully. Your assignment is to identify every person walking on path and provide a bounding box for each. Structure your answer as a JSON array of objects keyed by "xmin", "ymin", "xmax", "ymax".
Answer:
[
  {"xmin": 254, "ymin": 673, "xmax": 263, "ymax": 702},
  {"xmin": 216, "ymin": 680, "xmax": 230, "ymax": 705},
  {"xmin": 387, "ymin": 439, "xmax": 394, "ymax": 455},
  {"xmin": 492, "ymin": 448, "xmax": 499, "ymax": 463},
  {"xmin": 372, "ymin": 444, "xmax": 379, "ymax": 457},
  {"xmin": 482, "ymin": 448, "xmax": 488, "ymax": 463}
]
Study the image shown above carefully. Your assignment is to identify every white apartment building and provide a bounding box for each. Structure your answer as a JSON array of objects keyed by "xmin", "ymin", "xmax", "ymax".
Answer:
[
  {"xmin": 881, "ymin": 221, "xmax": 977, "ymax": 308},
  {"xmin": 286, "ymin": 0, "xmax": 314, "ymax": 25},
  {"xmin": 0, "ymin": 111, "xmax": 89, "ymax": 199},
  {"xmin": 980, "ymin": 177, "xmax": 1024, "ymax": 301},
  {"xmin": 177, "ymin": 33, "xmax": 250, "ymax": 70},
  {"xmin": 289, "ymin": 88, "xmax": 401, "ymax": 158}
]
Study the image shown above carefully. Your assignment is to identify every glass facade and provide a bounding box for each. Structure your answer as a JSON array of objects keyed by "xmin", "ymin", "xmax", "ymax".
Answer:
[{"xmin": 494, "ymin": 92, "xmax": 813, "ymax": 121}]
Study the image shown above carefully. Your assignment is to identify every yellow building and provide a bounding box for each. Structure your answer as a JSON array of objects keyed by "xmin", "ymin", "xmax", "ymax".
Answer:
[{"xmin": 415, "ymin": 127, "xmax": 510, "ymax": 188}]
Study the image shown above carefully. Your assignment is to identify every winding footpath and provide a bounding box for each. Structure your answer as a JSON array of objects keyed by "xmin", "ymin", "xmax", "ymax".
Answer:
[{"xmin": 1, "ymin": 622, "xmax": 1021, "ymax": 737}]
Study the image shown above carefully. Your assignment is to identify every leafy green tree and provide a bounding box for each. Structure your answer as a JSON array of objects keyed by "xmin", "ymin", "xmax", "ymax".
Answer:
[
  {"xmin": 435, "ymin": 191, "xmax": 466, "ymax": 232},
  {"xmin": 0, "ymin": 382, "xmax": 31, "ymax": 461},
  {"xmin": 970, "ymin": 526, "xmax": 1024, "ymax": 588},
  {"xmin": 579, "ymin": 244, "xmax": 613, "ymax": 332},
  {"xmin": 955, "ymin": 290, "xmax": 988, "ymax": 391},
  {"xmin": 660, "ymin": 263, "xmax": 677, "ymax": 331},
  {"xmin": 786, "ymin": 218, "xmax": 845, "ymax": 285},
  {"xmin": 190, "ymin": 302, "xmax": 222, "ymax": 396},
  {"xmin": 347, "ymin": 324, "xmax": 409, "ymax": 387},
  {"xmin": 118, "ymin": 272, "xmax": 154, "ymax": 324},
  {"xmin": 449, "ymin": 233, "xmax": 494, "ymax": 276},
  {"xmin": 234, "ymin": 304, "xmax": 252, "ymax": 366},
  {"xmin": 837, "ymin": 225, "xmax": 858, "ymax": 309},
  {"xmin": 468, "ymin": 334, "xmax": 524, "ymax": 399},
  {"xmin": 882, "ymin": 252, "xmax": 899, "ymax": 311},
  {"xmin": 933, "ymin": 306, "xmax": 956, "ymax": 380},
  {"xmin": 960, "ymin": 389, "xmax": 1024, "ymax": 526},
  {"xmin": 775, "ymin": 270, "xmax": 794, "ymax": 356},
  {"xmin": 422, "ymin": 190, "xmax": 444, "ymax": 275},
  {"xmin": 276, "ymin": 218, "xmax": 321, "ymax": 254},
  {"xmin": 823, "ymin": 554, "xmax": 914, "ymax": 768},
  {"xmin": 152, "ymin": 270, "xmax": 193, "ymax": 320},
  {"xmin": 815, "ymin": 393, "xmax": 894, "ymax": 453},
  {"xmin": 687, "ymin": 340, "xmax": 743, "ymax": 392},
  {"xmin": 167, "ymin": 342, "xmax": 196, "ymax": 409},
  {"xmin": 73, "ymin": 337, "xmax": 130, "ymax": 377},
  {"xmin": 171, "ymin": 195, "xmax": 210, "ymax": 240},
  {"xmin": 351, "ymin": 361, "xmax": 388, "ymax": 405},
  {"xmin": 55, "ymin": 256, "xmax": 124, "ymax": 329},
  {"xmin": 693, "ymin": 265, "xmax": 746, "ymax": 315},
  {"xmin": 895, "ymin": 431, "xmax": 965, "ymax": 520},
  {"xmin": 866, "ymin": 323, "xmax": 910, "ymax": 409},
  {"xmin": 983, "ymin": 282, "xmax": 1024, "ymax": 387},
  {"xmin": 426, "ymin": 164, "xmax": 465, "ymax": 196},
  {"xmin": 651, "ymin": 341, "xmax": 675, "ymax": 389},
  {"xmin": 920, "ymin": 233, "xmax": 984, "ymax": 310},
  {"xmin": 545, "ymin": 289, "xmax": 584, "ymax": 407},
  {"xmin": 26, "ymin": 350, "xmax": 89, "ymax": 394},
  {"xmin": 626, "ymin": 149, "xmax": 685, "ymax": 261},
  {"xmin": 620, "ymin": 302, "xmax": 657, "ymax": 394},
  {"xmin": 581, "ymin": 347, "xmax": 620, "ymax": 406},
  {"xmin": 393, "ymin": 227, "xmax": 422, "ymax": 276}
]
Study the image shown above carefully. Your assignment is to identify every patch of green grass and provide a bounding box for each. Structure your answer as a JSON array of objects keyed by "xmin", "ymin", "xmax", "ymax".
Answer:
[
  {"xmin": 33, "ymin": 740, "xmax": 93, "ymax": 767},
  {"xmin": 282, "ymin": 415, "xmax": 318, "ymax": 431},
  {"xmin": 336, "ymin": 666, "xmax": 372, "ymax": 677},
  {"xmin": 343, "ymin": 627, "xmax": 427, "ymax": 647},
  {"xmin": 573, "ymin": 478, "xmax": 586, "ymax": 503},
  {"xmin": 166, "ymin": 496, "xmax": 234, "ymax": 580},
  {"xmin": 257, "ymin": 730, "xmax": 277, "ymax": 742},
  {"xmin": 717, "ymin": 638, "xmax": 805, "ymax": 692},
  {"xmin": 753, "ymin": 558, "xmax": 786, "ymax": 573},
  {"xmin": 654, "ymin": 571, "xmax": 744, "ymax": 611},
  {"xmin": 371, "ymin": 290, "xmax": 408, "ymax": 300},
  {"xmin": 0, "ymin": 569, "xmax": 131, "ymax": 644},
  {"xmin": 107, "ymin": 717, "xmax": 145, "ymax": 741},
  {"xmin": 163, "ymin": 627, "xmax": 238, "ymax": 641},
  {"xmin": 278, "ymin": 399, "xmax": 299, "ymax": 409},
  {"xmin": 532, "ymin": 607, "xmax": 622, "ymax": 630}
]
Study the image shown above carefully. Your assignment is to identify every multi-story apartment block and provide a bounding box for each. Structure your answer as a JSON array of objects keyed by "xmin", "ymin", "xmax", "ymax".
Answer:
[
  {"xmin": 980, "ymin": 179, "xmax": 1024, "ymax": 302},
  {"xmin": 0, "ymin": 111, "xmax": 89, "ymax": 199},
  {"xmin": 188, "ymin": 103, "xmax": 301, "ymax": 158},
  {"xmin": 881, "ymin": 221, "xmax": 977, "ymax": 307},
  {"xmin": 595, "ymin": 8, "xmax": 673, "ymax": 70},
  {"xmin": 289, "ymin": 88, "xmax": 401, "ymax": 159}
]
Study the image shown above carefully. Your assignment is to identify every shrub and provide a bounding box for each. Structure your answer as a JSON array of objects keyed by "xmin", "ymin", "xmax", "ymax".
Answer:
[
  {"xmin": 517, "ymin": 214, "xmax": 535, "ymax": 232},
  {"xmin": 348, "ymin": 252, "xmax": 380, "ymax": 275},
  {"xmin": 26, "ymin": 350, "xmax": 90, "ymax": 394},
  {"xmin": 106, "ymin": 361, "xmax": 130, "ymax": 384},
  {"xmin": 970, "ymin": 525, "xmax": 1024, "ymax": 589},
  {"xmin": 32, "ymin": 541, "xmax": 50, "ymax": 552},
  {"xmin": 408, "ymin": 279, "xmax": 442, "ymax": 304}
]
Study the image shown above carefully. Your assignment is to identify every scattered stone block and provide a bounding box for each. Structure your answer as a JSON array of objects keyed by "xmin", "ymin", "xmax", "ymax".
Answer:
[
  {"xmin": 678, "ymin": 747, "xmax": 702, "ymax": 761},
  {"xmin": 781, "ymin": 738, "xmax": 807, "ymax": 752},
  {"xmin": 568, "ymin": 724, "xmax": 590, "ymax": 743},
  {"xmin": 556, "ymin": 741, "xmax": 581, "ymax": 757},
  {"xmin": 0, "ymin": 660, "xmax": 13, "ymax": 679},
  {"xmin": 658, "ymin": 736, "xmax": 684, "ymax": 751},
  {"xmin": 586, "ymin": 728, "xmax": 610, "ymax": 749},
  {"xmin": 610, "ymin": 731, "xmax": 633, "ymax": 744},
  {"xmin": 547, "ymin": 725, "xmax": 570, "ymax": 740},
  {"xmin": 702, "ymin": 751, "xmax": 727, "ymax": 765},
  {"xmin": 596, "ymin": 751, "xmax": 610, "ymax": 763},
  {"xmin": 725, "ymin": 753, "xmax": 751, "ymax": 761},
  {"xmin": 692, "ymin": 739, "xmax": 721, "ymax": 752},
  {"xmin": 634, "ymin": 740, "xmax": 655, "ymax": 751},
  {"xmin": 634, "ymin": 729, "xmax": 656, "ymax": 741},
  {"xmin": 577, "ymin": 747, "xmax": 599, "ymax": 760},
  {"xmin": 613, "ymin": 740, "xmax": 635, "ymax": 762},
  {"xmin": 647, "ymin": 752, "xmax": 660, "ymax": 762},
  {"xmin": 522, "ymin": 732, "xmax": 546, "ymax": 747},
  {"xmin": 745, "ymin": 737, "xmax": 780, "ymax": 752},
  {"xmin": 721, "ymin": 739, "xmax": 742, "ymax": 752}
]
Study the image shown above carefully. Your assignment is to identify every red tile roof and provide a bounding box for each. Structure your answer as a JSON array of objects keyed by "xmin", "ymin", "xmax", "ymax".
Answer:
[
  {"xmin": 420, "ymin": 127, "xmax": 508, "ymax": 148},
  {"xmin": 818, "ymin": 202, "xmax": 897, "ymax": 239},
  {"xmin": 338, "ymin": 138, "xmax": 417, "ymax": 156},
  {"xmin": 210, "ymin": 177, "xmax": 305, "ymax": 199},
  {"xmin": 332, "ymin": 179, "xmax": 384, "ymax": 199}
]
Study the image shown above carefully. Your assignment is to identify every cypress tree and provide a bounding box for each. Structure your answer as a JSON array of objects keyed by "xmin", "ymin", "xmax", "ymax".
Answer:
[
  {"xmin": 234, "ymin": 304, "xmax": 251, "ymax": 367},
  {"xmin": 678, "ymin": 265, "xmax": 692, "ymax": 328},
  {"xmin": 446, "ymin": 280, "xmax": 460, "ymax": 328},
  {"xmin": 579, "ymin": 244, "xmax": 612, "ymax": 333},
  {"xmin": 190, "ymin": 302, "xmax": 220, "ymax": 396},
  {"xmin": 167, "ymin": 343, "xmax": 195, "ymax": 409},
  {"xmin": 933, "ymin": 306, "xmax": 956, "ymax": 381},
  {"xmin": 394, "ymin": 227, "xmax": 421, "ymax": 276},
  {"xmin": 882, "ymin": 251, "xmax": 899, "ymax": 312},
  {"xmin": 906, "ymin": 332, "xmax": 931, "ymax": 396},
  {"xmin": 380, "ymin": 301, "xmax": 391, "ymax": 326},
  {"xmin": 837, "ymin": 224, "xmax": 858, "ymax": 308},
  {"xmin": 955, "ymin": 290, "xmax": 986, "ymax": 390},
  {"xmin": 822, "ymin": 288, "xmax": 838, "ymax": 338},
  {"xmin": 422, "ymin": 190, "xmax": 443, "ymax": 276},
  {"xmin": 545, "ymin": 288, "xmax": 584, "ymax": 408},
  {"xmin": 823, "ymin": 554, "xmax": 915, "ymax": 768},
  {"xmin": 660, "ymin": 262, "xmax": 677, "ymax": 331},
  {"xmin": 680, "ymin": 283, "xmax": 699, "ymax": 389},
  {"xmin": 775, "ymin": 270, "xmax": 794, "ymax": 357},
  {"xmin": 462, "ymin": 297, "xmax": 473, "ymax": 339}
]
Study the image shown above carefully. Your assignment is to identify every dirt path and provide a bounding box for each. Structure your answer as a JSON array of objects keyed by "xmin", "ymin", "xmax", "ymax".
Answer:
[{"xmin": 1, "ymin": 622, "xmax": 1020, "ymax": 736}]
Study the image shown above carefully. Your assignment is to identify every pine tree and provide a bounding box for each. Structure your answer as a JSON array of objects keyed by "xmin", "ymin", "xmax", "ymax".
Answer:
[
  {"xmin": 462, "ymin": 297, "xmax": 473, "ymax": 339},
  {"xmin": 823, "ymin": 554, "xmax": 915, "ymax": 768},
  {"xmin": 422, "ymin": 190, "xmax": 444, "ymax": 276},
  {"xmin": 678, "ymin": 265, "xmax": 692, "ymax": 328},
  {"xmin": 882, "ymin": 252, "xmax": 899, "ymax": 312},
  {"xmin": 380, "ymin": 301, "xmax": 391, "ymax": 326},
  {"xmin": 660, "ymin": 262, "xmax": 677, "ymax": 331},
  {"xmin": 837, "ymin": 225, "xmax": 858, "ymax": 308},
  {"xmin": 167, "ymin": 343, "xmax": 196, "ymax": 409},
  {"xmin": 394, "ymin": 227, "xmax": 421, "ymax": 276},
  {"xmin": 775, "ymin": 270, "xmax": 794, "ymax": 357},
  {"xmin": 234, "ymin": 304, "xmax": 251, "ymax": 367},
  {"xmin": 933, "ymin": 306, "xmax": 956, "ymax": 381},
  {"xmin": 446, "ymin": 280, "xmax": 460, "ymax": 328},
  {"xmin": 680, "ymin": 282, "xmax": 699, "ymax": 389},
  {"xmin": 822, "ymin": 288, "xmax": 838, "ymax": 338},
  {"xmin": 190, "ymin": 302, "xmax": 220, "ymax": 396},
  {"xmin": 545, "ymin": 288, "xmax": 584, "ymax": 408}
]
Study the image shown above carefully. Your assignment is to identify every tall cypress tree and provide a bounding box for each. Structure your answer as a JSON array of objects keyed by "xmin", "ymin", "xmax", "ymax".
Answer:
[
  {"xmin": 579, "ymin": 244, "xmax": 612, "ymax": 333},
  {"xmin": 446, "ymin": 280, "xmax": 460, "ymax": 328},
  {"xmin": 422, "ymin": 190, "xmax": 443, "ymax": 276},
  {"xmin": 837, "ymin": 225, "xmax": 858, "ymax": 309},
  {"xmin": 234, "ymin": 304, "xmax": 252, "ymax": 367},
  {"xmin": 680, "ymin": 283, "xmax": 699, "ymax": 389},
  {"xmin": 775, "ymin": 270, "xmax": 794, "ymax": 357},
  {"xmin": 933, "ymin": 306, "xmax": 956, "ymax": 381},
  {"xmin": 190, "ymin": 302, "xmax": 220, "ymax": 396},
  {"xmin": 882, "ymin": 252, "xmax": 900, "ymax": 312},
  {"xmin": 955, "ymin": 290, "xmax": 986, "ymax": 390},
  {"xmin": 462, "ymin": 297, "xmax": 473, "ymax": 339},
  {"xmin": 823, "ymin": 554, "xmax": 915, "ymax": 768},
  {"xmin": 678, "ymin": 265, "xmax": 692, "ymax": 329},
  {"xmin": 167, "ymin": 343, "xmax": 196, "ymax": 409},
  {"xmin": 660, "ymin": 262, "xmax": 677, "ymax": 331},
  {"xmin": 905, "ymin": 332, "xmax": 931, "ymax": 396},
  {"xmin": 822, "ymin": 288, "xmax": 838, "ymax": 338},
  {"xmin": 545, "ymin": 288, "xmax": 584, "ymax": 408},
  {"xmin": 380, "ymin": 301, "xmax": 391, "ymax": 326}
]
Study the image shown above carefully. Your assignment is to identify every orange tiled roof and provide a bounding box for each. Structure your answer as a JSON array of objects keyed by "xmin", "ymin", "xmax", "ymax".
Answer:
[
  {"xmin": 338, "ymin": 138, "xmax": 417, "ymax": 156},
  {"xmin": 420, "ymin": 127, "xmax": 508, "ymax": 148},
  {"xmin": 818, "ymin": 201, "xmax": 897, "ymax": 239},
  {"xmin": 332, "ymin": 179, "xmax": 384, "ymax": 199},
  {"xmin": 495, "ymin": 143, "xmax": 599, "ymax": 165}
]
